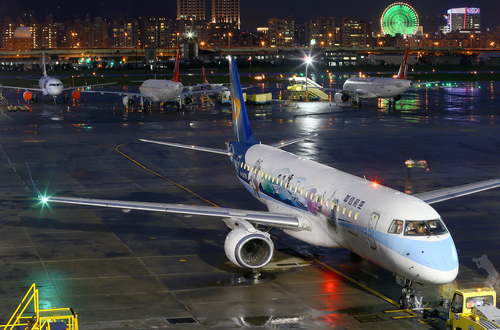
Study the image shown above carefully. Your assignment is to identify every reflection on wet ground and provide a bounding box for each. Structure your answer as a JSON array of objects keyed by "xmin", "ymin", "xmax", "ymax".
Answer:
[{"xmin": 1, "ymin": 79, "xmax": 500, "ymax": 329}]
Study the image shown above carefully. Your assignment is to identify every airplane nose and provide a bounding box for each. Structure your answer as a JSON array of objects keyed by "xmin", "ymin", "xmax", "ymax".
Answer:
[{"xmin": 419, "ymin": 238, "xmax": 459, "ymax": 284}]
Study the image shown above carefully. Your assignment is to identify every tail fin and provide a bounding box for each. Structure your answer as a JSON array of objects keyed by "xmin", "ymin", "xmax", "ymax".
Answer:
[
  {"xmin": 42, "ymin": 52, "xmax": 47, "ymax": 77},
  {"xmin": 202, "ymin": 67, "xmax": 209, "ymax": 84},
  {"xmin": 229, "ymin": 56, "xmax": 258, "ymax": 144},
  {"xmin": 171, "ymin": 47, "xmax": 181, "ymax": 82},
  {"xmin": 396, "ymin": 47, "xmax": 410, "ymax": 80}
]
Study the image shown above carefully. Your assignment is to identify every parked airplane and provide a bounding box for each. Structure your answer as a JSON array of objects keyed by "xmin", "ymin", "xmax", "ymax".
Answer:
[
  {"xmin": 33, "ymin": 56, "xmax": 500, "ymax": 309},
  {"xmin": 331, "ymin": 48, "xmax": 436, "ymax": 107},
  {"xmin": 84, "ymin": 48, "xmax": 200, "ymax": 109},
  {"xmin": 0, "ymin": 52, "xmax": 112, "ymax": 104}
]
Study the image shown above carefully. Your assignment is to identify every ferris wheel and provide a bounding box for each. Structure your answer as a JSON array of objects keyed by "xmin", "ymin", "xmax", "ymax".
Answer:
[{"xmin": 381, "ymin": 2, "xmax": 419, "ymax": 36}]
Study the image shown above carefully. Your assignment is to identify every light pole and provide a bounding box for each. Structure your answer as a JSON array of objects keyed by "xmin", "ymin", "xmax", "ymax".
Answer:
[
  {"xmin": 228, "ymin": 32, "xmax": 232, "ymax": 48},
  {"xmin": 304, "ymin": 55, "xmax": 312, "ymax": 97}
]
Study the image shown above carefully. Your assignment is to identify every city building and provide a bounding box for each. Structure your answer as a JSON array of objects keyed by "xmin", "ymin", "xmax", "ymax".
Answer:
[
  {"xmin": 339, "ymin": 17, "xmax": 374, "ymax": 48},
  {"xmin": 6, "ymin": 26, "xmax": 32, "ymax": 51},
  {"xmin": 211, "ymin": 0, "xmax": 240, "ymax": 29},
  {"xmin": 177, "ymin": 0, "xmax": 205, "ymax": 21},
  {"xmin": 268, "ymin": 16, "xmax": 295, "ymax": 47},
  {"xmin": 307, "ymin": 16, "xmax": 335, "ymax": 47},
  {"xmin": 446, "ymin": 7, "xmax": 481, "ymax": 32}
]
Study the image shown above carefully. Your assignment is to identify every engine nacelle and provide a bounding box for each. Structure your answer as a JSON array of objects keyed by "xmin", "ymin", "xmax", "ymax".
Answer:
[
  {"xmin": 23, "ymin": 91, "xmax": 33, "ymax": 101},
  {"xmin": 224, "ymin": 226, "xmax": 274, "ymax": 269},
  {"xmin": 334, "ymin": 92, "xmax": 349, "ymax": 103},
  {"xmin": 184, "ymin": 96, "xmax": 193, "ymax": 105},
  {"xmin": 72, "ymin": 90, "xmax": 82, "ymax": 100},
  {"xmin": 123, "ymin": 95, "xmax": 134, "ymax": 106},
  {"xmin": 393, "ymin": 95, "xmax": 402, "ymax": 102}
]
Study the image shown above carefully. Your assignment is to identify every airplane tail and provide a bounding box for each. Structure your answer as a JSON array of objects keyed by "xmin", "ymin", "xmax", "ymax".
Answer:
[
  {"xmin": 202, "ymin": 67, "xmax": 209, "ymax": 84},
  {"xmin": 171, "ymin": 47, "xmax": 181, "ymax": 82},
  {"xmin": 229, "ymin": 56, "xmax": 258, "ymax": 144},
  {"xmin": 42, "ymin": 52, "xmax": 47, "ymax": 77},
  {"xmin": 396, "ymin": 47, "xmax": 410, "ymax": 80}
]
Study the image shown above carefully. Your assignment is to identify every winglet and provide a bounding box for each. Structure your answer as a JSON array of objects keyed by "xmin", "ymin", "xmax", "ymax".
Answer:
[
  {"xmin": 396, "ymin": 47, "xmax": 410, "ymax": 80},
  {"xmin": 171, "ymin": 47, "xmax": 181, "ymax": 83},
  {"xmin": 25, "ymin": 162, "xmax": 41, "ymax": 198},
  {"xmin": 229, "ymin": 56, "xmax": 258, "ymax": 144},
  {"xmin": 202, "ymin": 67, "xmax": 209, "ymax": 84}
]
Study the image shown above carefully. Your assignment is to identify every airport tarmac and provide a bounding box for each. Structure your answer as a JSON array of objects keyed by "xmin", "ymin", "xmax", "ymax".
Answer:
[{"xmin": 1, "ymin": 80, "xmax": 500, "ymax": 329}]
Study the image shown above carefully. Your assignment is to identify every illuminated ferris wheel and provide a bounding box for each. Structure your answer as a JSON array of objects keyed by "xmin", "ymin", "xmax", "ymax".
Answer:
[{"xmin": 381, "ymin": 2, "xmax": 419, "ymax": 36}]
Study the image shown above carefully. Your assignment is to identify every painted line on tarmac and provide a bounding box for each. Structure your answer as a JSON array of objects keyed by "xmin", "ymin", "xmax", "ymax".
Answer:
[{"xmin": 114, "ymin": 142, "xmax": 219, "ymax": 208}]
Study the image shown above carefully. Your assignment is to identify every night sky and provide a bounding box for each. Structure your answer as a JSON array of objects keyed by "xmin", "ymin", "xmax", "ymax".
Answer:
[{"xmin": 1, "ymin": 0, "xmax": 498, "ymax": 33}]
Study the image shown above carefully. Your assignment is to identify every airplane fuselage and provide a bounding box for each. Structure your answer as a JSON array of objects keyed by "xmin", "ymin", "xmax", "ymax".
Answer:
[
  {"xmin": 39, "ymin": 76, "xmax": 64, "ymax": 96},
  {"xmin": 229, "ymin": 142, "xmax": 458, "ymax": 285},
  {"xmin": 343, "ymin": 77, "xmax": 413, "ymax": 99},
  {"xmin": 140, "ymin": 79, "xmax": 183, "ymax": 102}
]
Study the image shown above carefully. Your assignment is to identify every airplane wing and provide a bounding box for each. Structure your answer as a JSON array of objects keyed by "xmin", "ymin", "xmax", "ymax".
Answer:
[
  {"xmin": 414, "ymin": 178, "xmax": 500, "ymax": 204},
  {"xmin": 321, "ymin": 87, "xmax": 377, "ymax": 99},
  {"xmin": 39, "ymin": 195, "xmax": 308, "ymax": 231},
  {"xmin": 63, "ymin": 82, "xmax": 118, "ymax": 91},
  {"xmin": 411, "ymin": 81, "xmax": 440, "ymax": 88},
  {"xmin": 80, "ymin": 89, "xmax": 151, "ymax": 98},
  {"xmin": 0, "ymin": 85, "xmax": 43, "ymax": 92}
]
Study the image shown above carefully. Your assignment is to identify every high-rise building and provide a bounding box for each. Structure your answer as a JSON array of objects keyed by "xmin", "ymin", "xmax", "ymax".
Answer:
[
  {"xmin": 268, "ymin": 16, "xmax": 294, "ymax": 47},
  {"xmin": 446, "ymin": 7, "xmax": 480, "ymax": 32},
  {"xmin": 211, "ymin": 0, "xmax": 240, "ymax": 29},
  {"xmin": 339, "ymin": 17, "xmax": 373, "ymax": 48},
  {"xmin": 177, "ymin": 0, "xmax": 205, "ymax": 21}
]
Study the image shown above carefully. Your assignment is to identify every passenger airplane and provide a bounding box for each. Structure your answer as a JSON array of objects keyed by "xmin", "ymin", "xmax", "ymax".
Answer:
[
  {"xmin": 85, "ymin": 48, "xmax": 201, "ymax": 109},
  {"xmin": 331, "ymin": 48, "xmax": 436, "ymax": 107},
  {"xmin": 34, "ymin": 56, "xmax": 500, "ymax": 310},
  {"xmin": 0, "ymin": 53, "xmax": 110, "ymax": 103}
]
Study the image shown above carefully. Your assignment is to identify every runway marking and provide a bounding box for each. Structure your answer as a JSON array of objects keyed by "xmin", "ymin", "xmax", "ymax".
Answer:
[{"xmin": 114, "ymin": 142, "xmax": 220, "ymax": 208}]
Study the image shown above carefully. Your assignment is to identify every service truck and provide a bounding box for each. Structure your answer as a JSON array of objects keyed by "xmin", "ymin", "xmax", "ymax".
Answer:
[{"xmin": 446, "ymin": 288, "xmax": 500, "ymax": 329}]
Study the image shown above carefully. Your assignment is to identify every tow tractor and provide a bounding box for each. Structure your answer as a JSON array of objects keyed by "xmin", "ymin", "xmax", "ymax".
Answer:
[{"xmin": 424, "ymin": 288, "xmax": 500, "ymax": 329}]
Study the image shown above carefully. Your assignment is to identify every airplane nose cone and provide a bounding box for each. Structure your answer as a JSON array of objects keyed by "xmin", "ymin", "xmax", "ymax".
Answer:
[{"xmin": 418, "ymin": 237, "xmax": 459, "ymax": 285}]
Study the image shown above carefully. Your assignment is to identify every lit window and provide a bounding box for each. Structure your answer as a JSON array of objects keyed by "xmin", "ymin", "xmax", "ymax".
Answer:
[
  {"xmin": 261, "ymin": 171, "xmax": 264, "ymax": 178},
  {"xmin": 320, "ymin": 197, "xmax": 324, "ymax": 204},
  {"xmin": 285, "ymin": 182, "xmax": 289, "ymax": 188},
  {"xmin": 342, "ymin": 206, "xmax": 346, "ymax": 214},
  {"xmin": 240, "ymin": 162, "xmax": 244, "ymax": 168},
  {"xmin": 300, "ymin": 188, "xmax": 304, "ymax": 195},
  {"xmin": 354, "ymin": 212, "xmax": 359, "ymax": 220},
  {"xmin": 250, "ymin": 166, "xmax": 254, "ymax": 172},
  {"xmin": 305, "ymin": 191, "xmax": 309, "ymax": 198},
  {"xmin": 331, "ymin": 202, "xmax": 335, "ymax": 210},
  {"xmin": 265, "ymin": 173, "xmax": 268, "ymax": 180},
  {"xmin": 294, "ymin": 186, "xmax": 298, "ymax": 193},
  {"xmin": 326, "ymin": 199, "xmax": 329, "ymax": 207},
  {"xmin": 348, "ymin": 209, "xmax": 352, "ymax": 217},
  {"xmin": 315, "ymin": 195, "xmax": 319, "ymax": 202}
]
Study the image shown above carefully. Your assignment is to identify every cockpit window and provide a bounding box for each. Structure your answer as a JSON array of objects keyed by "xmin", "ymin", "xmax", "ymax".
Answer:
[
  {"xmin": 388, "ymin": 220, "xmax": 404, "ymax": 234},
  {"xmin": 405, "ymin": 220, "xmax": 448, "ymax": 236}
]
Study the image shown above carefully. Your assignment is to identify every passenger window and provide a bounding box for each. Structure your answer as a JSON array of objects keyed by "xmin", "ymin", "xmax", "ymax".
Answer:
[
  {"xmin": 348, "ymin": 209, "xmax": 352, "ymax": 217},
  {"xmin": 310, "ymin": 193, "xmax": 314, "ymax": 200},
  {"xmin": 285, "ymin": 182, "xmax": 288, "ymax": 188},
  {"xmin": 261, "ymin": 171, "xmax": 264, "ymax": 177},
  {"xmin": 342, "ymin": 206, "xmax": 346, "ymax": 214},
  {"xmin": 240, "ymin": 162, "xmax": 244, "ymax": 168},
  {"xmin": 271, "ymin": 177, "xmax": 275, "ymax": 183},
  {"xmin": 354, "ymin": 212, "xmax": 359, "ymax": 220},
  {"xmin": 388, "ymin": 220, "xmax": 404, "ymax": 234},
  {"xmin": 250, "ymin": 166, "xmax": 254, "ymax": 172},
  {"xmin": 337, "ymin": 204, "xmax": 340, "ymax": 212},
  {"xmin": 305, "ymin": 191, "xmax": 309, "ymax": 198},
  {"xmin": 300, "ymin": 188, "xmax": 303, "ymax": 195},
  {"xmin": 320, "ymin": 197, "xmax": 324, "ymax": 204},
  {"xmin": 294, "ymin": 186, "xmax": 298, "ymax": 193},
  {"xmin": 331, "ymin": 202, "xmax": 335, "ymax": 210},
  {"xmin": 326, "ymin": 199, "xmax": 329, "ymax": 207}
]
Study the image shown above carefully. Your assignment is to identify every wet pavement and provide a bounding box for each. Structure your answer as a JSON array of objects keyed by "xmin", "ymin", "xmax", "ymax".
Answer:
[{"xmin": 1, "ymin": 80, "xmax": 500, "ymax": 329}]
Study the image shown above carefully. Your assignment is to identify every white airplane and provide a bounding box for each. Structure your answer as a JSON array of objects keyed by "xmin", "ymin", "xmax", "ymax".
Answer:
[
  {"xmin": 331, "ymin": 48, "xmax": 436, "ymax": 107},
  {"xmin": 0, "ymin": 52, "xmax": 111, "ymax": 104},
  {"xmin": 33, "ymin": 56, "xmax": 500, "ymax": 310},
  {"xmin": 84, "ymin": 48, "xmax": 200, "ymax": 109}
]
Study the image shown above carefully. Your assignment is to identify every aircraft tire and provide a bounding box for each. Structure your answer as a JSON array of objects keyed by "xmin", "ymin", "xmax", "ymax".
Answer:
[{"xmin": 399, "ymin": 295, "xmax": 409, "ymax": 309}]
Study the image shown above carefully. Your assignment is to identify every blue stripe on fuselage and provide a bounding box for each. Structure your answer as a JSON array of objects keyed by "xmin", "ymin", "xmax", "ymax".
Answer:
[{"xmin": 338, "ymin": 220, "xmax": 457, "ymax": 271}]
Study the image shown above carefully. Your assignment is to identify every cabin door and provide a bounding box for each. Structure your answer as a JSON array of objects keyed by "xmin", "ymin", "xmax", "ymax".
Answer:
[{"xmin": 367, "ymin": 212, "xmax": 380, "ymax": 250}]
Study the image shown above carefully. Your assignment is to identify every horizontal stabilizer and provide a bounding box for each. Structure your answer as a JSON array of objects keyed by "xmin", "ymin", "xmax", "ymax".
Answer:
[
  {"xmin": 415, "ymin": 178, "xmax": 500, "ymax": 204},
  {"xmin": 140, "ymin": 139, "xmax": 229, "ymax": 155},
  {"xmin": 269, "ymin": 133, "xmax": 318, "ymax": 148}
]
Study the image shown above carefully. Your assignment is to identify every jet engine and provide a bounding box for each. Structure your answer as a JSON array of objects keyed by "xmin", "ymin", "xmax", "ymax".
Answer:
[
  {"xmin": 184, "ymin": 96, "xmax": 193, "ymax": 105},
  {"xmin": 122, "ymin": 95, "xmax": 134, "ymax": 106},
  {"xmin": 72, "ymin": 90, "xmax": 81, "ymax": 100},
  {"xmin": 393, "ymin": 95, "xmax": 402, "ymax": 101},
  {"xmin": 224, "ymin": 226, "xmax": 274, "ymax": 269},
  {"xmin": 334, "ymin": 92, "xmax": 349, "ymax": 103},
  {"xmin": 23, "ymin": 91, "xmax": 33, "ymax": 101}
]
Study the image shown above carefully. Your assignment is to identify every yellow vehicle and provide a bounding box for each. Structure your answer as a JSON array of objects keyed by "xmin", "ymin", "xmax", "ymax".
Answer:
[{"xmin": 447, "ymin": 288, "xmax": 500, "ymax": 330}]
